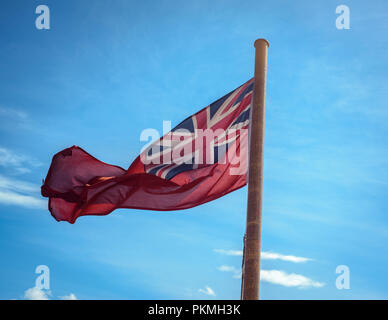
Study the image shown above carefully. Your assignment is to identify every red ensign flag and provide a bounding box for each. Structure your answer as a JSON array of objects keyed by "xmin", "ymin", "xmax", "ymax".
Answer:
[{"xmin": 41, "ymin": 79, "xmax": 254, "ymax": 223}]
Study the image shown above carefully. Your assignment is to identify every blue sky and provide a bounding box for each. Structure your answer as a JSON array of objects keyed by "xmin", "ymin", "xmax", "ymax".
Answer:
[{"xmin": 0, "ymin": 0, "xmax": 388, "ymax": 299}]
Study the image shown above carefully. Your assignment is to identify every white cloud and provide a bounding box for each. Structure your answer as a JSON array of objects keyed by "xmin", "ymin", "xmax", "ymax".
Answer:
[
  {"xmin": 0, "ymin": 147, "xmax": 41, "ymax": 174},
  {"xmin": 214, "ymin": 249, "xmax": 312, "ymax": 263},
  {"xmin": 0, "ymin": 175, "xmax": 45, "ymax": 209},
  {"xmin": 0, "ymin": 147, "xmax": 25, "ymax": 167},
  {"xmin": 0, "ymin": 174, "xmax": 40, "ymax": 193},
  {"xmin": 59, "ymin": 293, "xmax": 78, "ymax": 300},
  {"xmin": 0, "ymin": 149, "xmax": 44, "ymax": 209},
  {"xmin": 0, "ymin": 190, "xmax": 46, "ymax": 209},
  {"xmin": 213, "ymin": 249, "xmax": 243, "ymax": 256},
  {"xmin": 23, "ymin": 287, "xmax": 77, "ymax": 300},
  {"xmin": 217, "ymin": 267, "xmax": 324, "ymax": 288},
  {"xmin": 217, "ymin": 265, "xmax": 242, "ymax": 279},
  {"xmin": 198, "ymin": 286, "xmax": 216, "ymax": 297},
  {"xmin": 260, "ymin": 270, "xmax": 324, "ymax": 288},
  {"xmin": 23, "ymin": 287, "xmax": 51, "ymax": 300},
  {"xmin": 217, "ymin": 265, "xmax": 239, "ymax": 273},
  {"xmin": 261, "ymin": 252, "xmax": 312, "ymax": 263}
]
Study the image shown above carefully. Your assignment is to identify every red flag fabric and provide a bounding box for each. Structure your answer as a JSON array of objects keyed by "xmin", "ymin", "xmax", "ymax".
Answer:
[{"xmin": 41, "ymin": 79, "xmax": 254, "ymax": 223}]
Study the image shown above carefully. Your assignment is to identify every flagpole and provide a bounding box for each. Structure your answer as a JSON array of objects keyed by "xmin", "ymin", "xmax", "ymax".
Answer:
[{"xmin": 241, "ymin": 38, "xmax": 269, "ymax": 300}]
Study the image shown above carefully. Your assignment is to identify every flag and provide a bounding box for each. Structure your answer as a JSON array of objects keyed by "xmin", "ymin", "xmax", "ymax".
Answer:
[{"xmin": 41, "ymin": 78, "xmax": 254, "ymax": 223}]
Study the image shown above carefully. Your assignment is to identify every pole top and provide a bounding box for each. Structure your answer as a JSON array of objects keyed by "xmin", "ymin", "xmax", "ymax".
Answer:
[{"xmin": 254, "ymin": 39, "xmax": 269, "ymax": 48}]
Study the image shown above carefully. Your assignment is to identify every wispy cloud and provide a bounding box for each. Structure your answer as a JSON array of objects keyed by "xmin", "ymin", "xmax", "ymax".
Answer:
[
  {"xmin": 0, "ymin": 175, "xmax": 45, "ymax": 209},
  {"xmin": 261, "ymin": 252, "xmax": 312, "ymax": 263},
  {"xmin": 214, "ymin": 249, "xmax": 243, "ymax": 256},
  {"xmin": 0, "ymin": 147, "xmax": 41, "ymax": 174},
  {"xmin": 0, "ymin": 148, "xmax": 45, "ymax": 209},
  {"xmin": 217, "ymin": 266, "xmax": 324, "ymax": 288},
  {"xmin": 217, "ymin": 265, "xmax": 239, "ymax": 273},
  {"xmin": 217, "ymin": 265, "xmax": 241, "ymax": 279},
  {"xmin": 260, "ymin": 270, "xmax": 324, "ymax": 288},
  {"xmin": 215, "ymin": 249, "xmax": 322, "ymax": 288},
  {"xmin": 198, "ymin": 286, "xmax": 216, "ymax": 297},
  {"xmin": 0, "ymin": 106, "xmax": 28, "ymax": 121},
  {"xmin": 214, "ymin": 249, "xmax": 312, "ymax": 263},
  {"xmin": 0, "ymin": 190, "xmax": 46, "ymax": 209},
  {"xmin": 0, "ymin": 174, "xmax": 40, "ymax": 193},
  {"xmin": 0, "ymin": 106, "xmax": 34, "ymax": 133},
  {"xmin": 0, "ymin": 147, "xmax": 27, "ymax": 168}
]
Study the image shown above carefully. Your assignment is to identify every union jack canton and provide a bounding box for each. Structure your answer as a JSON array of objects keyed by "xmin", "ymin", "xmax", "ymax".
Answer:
[{"xmin": 142, "ymin": 78, "xmax": 254, "ymax": 181}]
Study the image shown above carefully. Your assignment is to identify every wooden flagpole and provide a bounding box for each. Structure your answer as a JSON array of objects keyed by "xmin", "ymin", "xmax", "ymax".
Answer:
[{"xmin": 241, "ymin": 38, "xmax": 269, "ymax": 300}]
